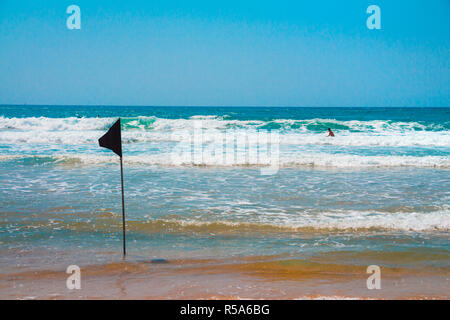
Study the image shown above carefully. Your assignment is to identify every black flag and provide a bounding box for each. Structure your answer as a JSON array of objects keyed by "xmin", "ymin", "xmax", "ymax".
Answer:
[
  {"xmin": 99, "ymin": 118, "xmax": 122, "ymax": 157},
  {"xmin": 98, "ymin": 118, "xmax": 127, "ymax": 257}
]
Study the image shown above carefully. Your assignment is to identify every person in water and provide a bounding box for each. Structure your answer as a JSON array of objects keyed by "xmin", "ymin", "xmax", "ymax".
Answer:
[{"xmin": 327, "ymin": 128, "xmax": 335, "ymax": 137}]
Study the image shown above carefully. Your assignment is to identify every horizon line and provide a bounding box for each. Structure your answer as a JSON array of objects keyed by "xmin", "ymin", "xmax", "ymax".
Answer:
[{"xmin": 1, "ymin": 104, "xmax": 449, "ymax": 108}]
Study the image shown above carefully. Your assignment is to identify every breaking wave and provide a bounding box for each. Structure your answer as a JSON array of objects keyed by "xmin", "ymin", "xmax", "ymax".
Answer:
[
  {"xmin": 1, "ymin": 116, "xmax": 449, "ymax": 147},
  {"xmin": 1, "ymin": 115, "xmax": 448, "ymax": 132},
  {"xmin": 9, "ymin": 209, "xmax": 449, "ymax": 233}
]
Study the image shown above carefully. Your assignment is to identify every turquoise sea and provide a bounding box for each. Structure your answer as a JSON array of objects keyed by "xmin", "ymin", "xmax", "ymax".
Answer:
[{"xmin": 0, "ymin": 106, "xmax": 449, "ymax": 298}]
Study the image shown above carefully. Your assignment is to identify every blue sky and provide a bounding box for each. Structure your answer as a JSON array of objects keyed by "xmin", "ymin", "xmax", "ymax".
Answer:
[{"xmin": 0, "ymin": 0, "xmax": 449, "ymax": 106}]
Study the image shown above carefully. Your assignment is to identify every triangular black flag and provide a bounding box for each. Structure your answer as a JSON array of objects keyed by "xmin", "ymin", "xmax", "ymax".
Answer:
[{"xmin": 99, "ymin": 118, "xmax": 122, "ymax": 157}]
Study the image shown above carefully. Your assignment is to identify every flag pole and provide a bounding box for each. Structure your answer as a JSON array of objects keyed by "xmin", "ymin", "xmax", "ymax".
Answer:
[
  {"xmin": 98, "ymin": 118, "xmax": 126, "ymax": 258},
  {"xmin": 120, "ymin": 155, "xmax": 126, "ymax": 258}
]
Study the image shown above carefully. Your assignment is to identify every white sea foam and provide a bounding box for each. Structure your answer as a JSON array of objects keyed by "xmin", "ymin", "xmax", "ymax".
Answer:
[
  {"xmin": 1, "ymin": 129, "xmax": 449, "ymax": 148},
  {"xmin": 1, "ymin": 116, "xmax": 448, "ymax": 168},
  {"xmin": 0, "ymin": 116, "xmax": 449, "ymax": 147},
  {"xmin": 0, "ymin": 116, "xmax": 114, "ymax": 131},
  {"xmin": 281, "ymin": 209, "xmax": 450, "ymax": 232},
  {"xmin": 145, "ymin": 207, "xmax": 450, "ymax": 232},
  {"xmin": 1, "ymin": 153, "xmax": 448, "ymax": 168}
]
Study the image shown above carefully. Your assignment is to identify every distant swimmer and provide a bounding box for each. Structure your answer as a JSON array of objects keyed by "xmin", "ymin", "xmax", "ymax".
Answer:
[{"xmin": 327, "ymin": 128, "xmax": 335, "ymax": 137}]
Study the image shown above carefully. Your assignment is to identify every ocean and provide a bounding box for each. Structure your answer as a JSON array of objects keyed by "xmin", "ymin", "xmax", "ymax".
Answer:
[{"xmin": 1, "ymin": 105, "xmax": 449, "ymax": 299}]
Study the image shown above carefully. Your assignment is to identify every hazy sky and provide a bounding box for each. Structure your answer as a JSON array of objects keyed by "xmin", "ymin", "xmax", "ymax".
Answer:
[{"xmin": 0, "ymin": 0, "xmax": 449, "ymax": 106}]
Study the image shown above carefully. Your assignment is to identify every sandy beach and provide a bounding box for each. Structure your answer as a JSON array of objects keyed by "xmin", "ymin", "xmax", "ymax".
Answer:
[{"xmin": 2, "ymin": 252, "xmax": 449, "ymax": 300}]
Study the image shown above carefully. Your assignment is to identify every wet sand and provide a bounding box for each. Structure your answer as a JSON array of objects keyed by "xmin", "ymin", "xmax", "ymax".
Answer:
[{"xmin": 1, "ymin": 254, "xmax": 448, "ymax": 300}]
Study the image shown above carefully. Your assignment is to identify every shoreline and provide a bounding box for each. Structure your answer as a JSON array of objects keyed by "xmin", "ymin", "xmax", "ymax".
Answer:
[{"xmin": 1, "ymin": 254, "xmax": 448, "ymax": 300}]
